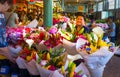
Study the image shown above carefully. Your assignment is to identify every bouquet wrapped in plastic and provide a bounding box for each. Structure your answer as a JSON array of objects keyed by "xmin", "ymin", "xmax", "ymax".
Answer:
[
  {"xmin": 62, "ymin": 39, "xmax": 77, "ymax": 55},
  {"xmin": 76, "ymin": 27, "xmax": 118, "ymax": 77},
  {"xmin": 49, "ymin": 61, "xmax": 90, "ymax": 77},
  {"xmin": 16, "ymin": 43, "xmax": 40, "ymax": 75},
  {"xmin": 36, "ymin": 48, "xmax": 68, "ymax": 77}
]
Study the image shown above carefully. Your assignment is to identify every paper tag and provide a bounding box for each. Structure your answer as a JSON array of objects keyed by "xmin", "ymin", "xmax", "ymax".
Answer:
[
  {"xmin": 0, "ymin": 67, "xmax": 6, "ymax": 73},
  {"xmin": 82, "ymin": 74, "xmax": 87, "ymax": 77},
  {"xmin": 11, "ymin": 74, "xmax": 18, "ymax": 77},
  {"xmin": 0, "ymin": 14, "xmax": 4, "ymax": 18},
  {"xmin": 26, "ymin": 19, "xmax": 38, "ymax": 28}
]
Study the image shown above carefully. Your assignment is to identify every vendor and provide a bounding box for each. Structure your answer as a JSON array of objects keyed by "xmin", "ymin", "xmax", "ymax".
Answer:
[{"xmin": 75, "ymin": 15, "xmax": 90, "ymax": 34}]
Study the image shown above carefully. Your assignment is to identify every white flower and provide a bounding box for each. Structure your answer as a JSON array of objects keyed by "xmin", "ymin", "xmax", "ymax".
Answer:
[
  {"xmin": 92, "ymin": 27, "xmax": 104, "ymax": 37},
  {"xmin": 25, "ymin": 39, "xmax": 34, "ymax": 48},
  {"xmin": 40, "ymin": 60, "xmax": 47, "ymax": 66}
]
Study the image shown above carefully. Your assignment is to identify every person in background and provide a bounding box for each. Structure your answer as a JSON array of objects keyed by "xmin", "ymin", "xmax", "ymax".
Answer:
[
  {"xmin": 27, "ymin": 9, "xmax": 33, "ymax": 21},
  {"xmin": 89, "ymin": 20, "xmax": 97, "ymax": 31},
  {"xmin": 19, "ymin": 11, "xmax": 28, "ymax": 25},
  {"xmin": 107, "ymin": 16, "xmax": 116, "ymax": 43},
  {"xmin": 5, "ymin": 5, "xmax": 19, "ymax": 28},
  {"xmin": 38, "ymin": 18, "xmax": 43, "ymax": 27}
]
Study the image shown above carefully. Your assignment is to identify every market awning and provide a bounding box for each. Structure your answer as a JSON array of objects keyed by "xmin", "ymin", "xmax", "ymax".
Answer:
[{"xmin": 64, "ymin": 0, "xmax": 102, "ymax": 5}]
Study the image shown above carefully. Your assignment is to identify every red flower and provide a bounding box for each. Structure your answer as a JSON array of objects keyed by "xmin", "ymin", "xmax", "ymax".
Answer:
[
  {"xmin": 44, "ymin": 33, "xmax": 62, "ymax": 48},
  {"xmin": 39, "ymin": 32, "xmax": 45, "ymax": 40},
  {"xmin": 48, "ymin": 65, "xmax": 56, "ymax": 71},
  {"xmin": 23, "ymin": 47, "xmax": 31, "ymax": 55},
  {"xmin": 25, "ymin": 28, "xmax": 31, "ymax": 33}
]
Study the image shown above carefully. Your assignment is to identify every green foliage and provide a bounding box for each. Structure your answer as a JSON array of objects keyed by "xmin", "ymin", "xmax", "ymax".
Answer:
[
  {"xmin": 45, "ymin": 53, "xmax": 66, "ymax": 68},
  {"xmin": 68, "ymin": 61, "xmax": 75, "ymax": 73},
  {"xmin": 51, "ymin": 48, "xmax": 64, "ymax": 58},
  {"xmin": 96, "ymin": 19, "xmax": 106, "ymax": 23}
]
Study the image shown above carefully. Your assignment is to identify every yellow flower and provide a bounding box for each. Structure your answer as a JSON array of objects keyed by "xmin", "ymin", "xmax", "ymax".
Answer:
[
  {"xmin": 90, "ymin": 44, "xmax": 97, "ymax": 53},
  {"xmin": 47, "ymin": 53, "xmax": 50, "ymax": 61},
  {"xmin": 101, "ymin": 41, "xmax": 108, "ymax": 47},
  {"xmin": 69, "ymin": 71, "xmax": 74, "ymax": 77},
  {"xmin": 45, "ymin": 65, "xmax": 50, "ymax": 70},
  {"xmin": 26, "ymin": 56, "xmax": 32, "ymax": 61},
  {"xmin": 61, "ymin": 66, "xmax": 65, "ymax": 74},
  {"xmin": 86, "ymin": 33, "xmax": 92, "ymax": 43},
  {"xmin": 97, "ymin": 38, "xmax": 102, "ymax": 47},
  {"xmin": 71, "ymin": 64, "xmax": 76, "ymax": 72},
  {"xmin": 57, "ymin": 61, "xmax": 64, "ymax": 66}
]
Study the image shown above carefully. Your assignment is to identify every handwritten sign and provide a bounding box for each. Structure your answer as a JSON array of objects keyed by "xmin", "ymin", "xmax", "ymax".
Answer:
[{"xmin": 78, "ymin": 6, "xmax": 84, "ymax": 12}]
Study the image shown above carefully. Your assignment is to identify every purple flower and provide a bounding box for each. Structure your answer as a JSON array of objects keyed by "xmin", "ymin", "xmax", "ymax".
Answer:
[
  {"xmin": 96, "ymin": 23, "xmax": 109, "ymax": 29},
  {"xmin": 49, "ymin": 27, "xmax": 58, "ymax": 34}
]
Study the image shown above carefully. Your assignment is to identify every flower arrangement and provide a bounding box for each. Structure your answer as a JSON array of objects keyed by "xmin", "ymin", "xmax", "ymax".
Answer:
[
  {"xmin": 7, "ymin": 27, "xmax": 25, "ymax": 45},
  {"xmin": 19, "ymin": 44, "xmax": 38, "ymax": 62},
  {"xmin": 37, "ymin": 48, "xmax": 66, "ymax": 71},
  {"xmin": 24, "ymin": 28, "xmax": 46, "ymax": 45},
  {"xmin": 75, "ymin": 27, "xmax": 118, "ymax": 77},
  {"xmin": 96, "ymin": 23, "xmax": 109, "ymax": 30},
  {"xmin": 58, "ymin": 61, "xmax": 88, "ymax": 77},
  {"xmin": 76, "ymin": 27, "xmax": 113, "ymax": 54},
  {"xmin": 5, "ymin": 19, "xmax": 117, "ymax": 77},
  {"xmin": 44, "ymin": 32, "xmax": 62, "ymax": 49}
]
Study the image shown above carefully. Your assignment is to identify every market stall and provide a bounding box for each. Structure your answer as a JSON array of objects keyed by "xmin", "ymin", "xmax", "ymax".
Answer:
[{"xmin": 0, "ymin": 0, "xmax": 119, "ymax": 77}]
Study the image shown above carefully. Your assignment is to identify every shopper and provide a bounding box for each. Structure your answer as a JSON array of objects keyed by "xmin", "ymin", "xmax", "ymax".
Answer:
[
  {"xmin": 107, "ymin": 16, "xmax": 116, "ymax": 43},
  {"xmin": 0, "ymin": 0, "xmax": 14, "ymax": 61},
  {"xmin": 5, "ymin": 5, "xmax": 19, "ymax": 28}
]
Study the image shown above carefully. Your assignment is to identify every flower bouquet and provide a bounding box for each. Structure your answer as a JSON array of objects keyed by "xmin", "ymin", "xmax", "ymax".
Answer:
[
  {"xmin": 44, "ymin": 33, "xmax": 62, "ymax": 49},
  {"xmin": 24, "ymin": 28, "xmax": 46, "ymax": 45},
  {"xmin": 43, "ymin": 26, "xmax": 62, "ymax": 49},
  {"xmin": 35, "ymin": 26, "xmax": 62, "ymax": 51},
  {"xmin": 48, "ymin": 54, "xmax": 90, "ymax": 77},
  {"xmin": 24, "ymin": 28, "xmax": 48, "ymax": 51},
  {"xmin": 36, "ymin": 48, "xmax": 68, "ymax": 77},
  {"xmin": 16, "ymin": 43, "xmax": 40, "ymax": 75},
  {"xmin": 58, "ymin": 22, "xmax": 89, "ymax": 55},
  {"xmin": 7, "ymin": 27, "xmax": 28, "ymax": 58},
  {"xmin": 76, "ymin": 27, "xmax": 118, "ymax": 77},
  {"xmin": 7, "ymin": 27, "xmax": 33, "ymax": 76},
  {"xmin": 7, "ymin": 27, "xmax": 25, "ymax": 45},
  {"xmin": 49, "ymin": 61, "xmax": 90, "ymax": 77}
]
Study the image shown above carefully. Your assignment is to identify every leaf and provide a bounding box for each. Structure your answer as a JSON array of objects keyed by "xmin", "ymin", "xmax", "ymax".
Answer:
[
  {"xmin": 68, "ymin": 61, "xmax": 72, "ymax": 72},
  {"xmin": 37, "ymin": 57, "xmax": 41, "ymax": 64},
  {"xmin": 61, "ymin": 29, "xmax": 66, "ymax": 34},
  {"xmin": 70, "ymin": 34, "xmax": 76, "ymax": 42},
  {"xmin": 25, "ymin": 33, "xmax": 30, "ymax": 38},
  {"xmin": 49, "ymin": 48, "xmax": 52, "ymax": 54},
  {"xmin": 77, "ymin": 70, "xmax": 82, "ymax": 75},
  {"xmin": 51, "ymin": 48, "xmax": 64, "ymax": 58}
]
